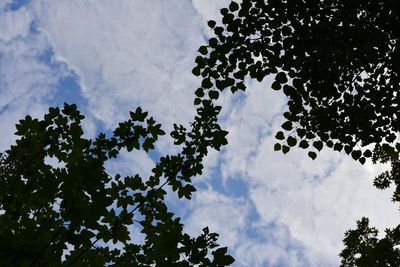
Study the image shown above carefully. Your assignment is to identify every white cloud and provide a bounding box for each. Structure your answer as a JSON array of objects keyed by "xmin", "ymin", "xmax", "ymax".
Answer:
[
  {"xmin": 32, "ymin": 0, "xmax": 204, "ymax": 135},
  {"xmin": 0, "ymin": 6, "xmax": 63, "ymax": 150},
  {"xmin": 234, "ymin": 226, "xmax": 308, "ymax": 267},
  {"xmin": 184, "ymin": 189, "xmax": 250, "ymax": 248},
  {"xmin": 0, "ymin": 5, "xmax": 31, "ymax": 41},
  {"xmin": 105, "ymin": 148, "xmax": 155, "ymax": 180},
  {"xmin": 215, "ymin": 76, "xmax": 400, "ymax": 265},
  {"xmin": 192, "ymin": 0, "xmax": 231, "ymax": 31},
  {"xmin": 0, "ymin": 0, "xmax": 12, "ymax": 11},
  {"xmin": 1, "ymin": 1, "xmax": 399, "ymax": 267}
]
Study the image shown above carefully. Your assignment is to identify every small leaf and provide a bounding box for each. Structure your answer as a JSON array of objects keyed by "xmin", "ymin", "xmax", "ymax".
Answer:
[
  {"xmin": 208, "ymin": 20, "xmax": 216, "ymax": 28},
  {"xmin": 299, "ymin": 140, "xmax": 309, "ymax": 149},
  {"xmin": 326, "ymin": 140, "xmax": 333, "ymax": 148},
  {"xmin": 214, "ymin": 26, "xmax": 224, "ymax": 36},
  {"xmin": 344, "ymin": 145, "xmax": 352, "ymax": 154},
  {"xmin": 281, "ymin": 121, "xmax": 293, "ymax": 131},
  {"xmin": 308, "ymin": 151, "xmax": 317, "ymax": 160},
  {"xmin": 334, "ymin": 143, "xmax": 343, "ymax": 152},
  {"xmin": 287, "ymin": 136, "xmax": 297, "ymax": 147},
  {"xmin": 275, "ymin": 131, "xmax": 285, "ymax": 140},
  {"xmin": 209, "ymin": 90, "xmax": 219, "ymax": 100},
  {"xmin": 274, "ymin": 143, "xmax": 281, "ymax": 151},
  {"xmin": 282, "ymin": 145, "xmax": 290, "ymax": 154},
  {"xmin": 216, "ymin": 79, "xmax": 226, "ymax": 90},
  {"xmin": 296, "ymin": 128, "xmax": 306, "ymax": 138},
  {"xmin": 202, "ymin": 78, "xmax": 213, "ymax": 89},
  {"xmin": 195, "ymin": 88, "xmax": 205, "ymax": 97},
  {"xmin": 213, "ymin": 130, "xmax": 229, "ymax": 149},
  {"xmin": 351, "ymin": 150, "xmax": 362, "ymax": 160},
  {"xmin": 363, "ymin": 149, "xmax": 372, "ymax": 158},
  {"xmin": 220, "ymin": 8, "xmax": 229, "ymax": 15},
  {"xmin": 209, "ymin": 38, "xmax": 218, "ymax": 48},
  {"xmin": 313, "ymin": 141, "xmax": 323, "ymax": 151},
  {"xmin": 271, "ymin": 81, "xmax": 281, "ymax": 90},
  {"xmin": 276, "ymin": 72, "xmax": 288, "ymax": 84},
  {"xmin": 198, "ymin": 46, "xmax": 208, "ymax": 55},
  {"xmin": 229, "ymin": 1, "xmax": 239, "ymax": 12}
]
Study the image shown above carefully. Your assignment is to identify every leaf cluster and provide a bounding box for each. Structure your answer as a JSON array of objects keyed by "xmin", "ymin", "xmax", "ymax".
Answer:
[
  {"xmin": 190, "ymin": 0, "xmax": 400, "ymax": 265},
  {"xmin": 340, "ymin": 217, "xmax": 400, "ymax": 266},
  {"xmin": 194, "ymin": 0, "xmax": 400, "ymax": 164},
  {"xmin": 0, "ymin": 103, "xmax": 234, "ymax": 266}
]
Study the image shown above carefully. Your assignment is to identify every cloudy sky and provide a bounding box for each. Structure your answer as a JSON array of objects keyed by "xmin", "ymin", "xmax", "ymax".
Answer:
[{"xmin": 0, "ymin": 1, "xmax": 399, "ymax": 266}]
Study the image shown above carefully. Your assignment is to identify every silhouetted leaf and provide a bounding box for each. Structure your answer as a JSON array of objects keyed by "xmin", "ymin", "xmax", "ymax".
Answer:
[
  {"xmin": 287, "ymin": 136, "xmax": 297, "ymax": 147},
  {"xmin": 274, "ymin": 143, "xmax": 281, "ymax": 151},
  {"xmin": 275, "ymin": 131, "xmax": 285, "ymax": 140}
]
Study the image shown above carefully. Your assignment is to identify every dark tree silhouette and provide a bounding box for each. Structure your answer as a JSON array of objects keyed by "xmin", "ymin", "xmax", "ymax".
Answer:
[
  {"xmin": 0, "ymin": 104, "xmax": 233, "ymax": 266},
  {"xmin": 3, "ymin": 0, "xmax": 400, "ymax": 266},
  {"xmin": 191, "ymin": 0, "xmax": 400, "ymax": 265}
]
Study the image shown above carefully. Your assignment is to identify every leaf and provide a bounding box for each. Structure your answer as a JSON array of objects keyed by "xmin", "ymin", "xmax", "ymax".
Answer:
[
  {"xmin": 281, "ymin": 121, "xmax": 293, "ymax": 131},
  {"xmin": 202, "ymin": 78, "xmax": 213, "ymax": 89},
  {"xmin": 299, "ymin": 140, "xmax": 309, "ymax": 149},
  {"xmin": 296, "ymin": 128, "xmax": 306, "ymax": 138},
  {"xmin": 326, "ymin": 140, "xmax": 333, "ymax": 148},
  {"xmin": 313, "ymin": 141, "xmax": 323, "ymax": 151},
  {"xmin": 195, "ymin": 88, "xmax": 205, "ymax": 98},
  {"xmin": 209, "ymin": 38, "xmax": 218, "ymax": 48},
  {"xmin": 216, "ymin": 79, "xmax": 226, "ymax": 90},
  {"xmin": 209, "ymin": 90, "xmax": 219, "ymax": 100},
  {"xmin": 276, "ymin": 72, "xmax": 288, "ymax": 84},
  {"xmin": 214, "ymin": 26, "xmax": 224, "ymax": 36},
  {"xmin": 213, "ymin": 130, "xmax": 229, "ymax": 150},
  {"xmin": 220, "ymin": 8, "xmax": 229, "ymax": 15},
  {"xmin": 229, "ymin": 1, "xmax": 239, "ymax": 12},
  {"xmin": 351, "ymin": 150, "xmax": 362, "ymax": 160},
  {"xmin": 180, "ymin": 184, "xmax": 197, "ymax": 199},
  {"xmin": 334, "ymin": 143, "xmax": 343, "ymax": 152},
  {"xmin": 274, "ymin": 143, "xmax": 281, "ymax": 151},
  {"xmin": 213, "ymin": 247, "xmax": 235, "ymax": 265},
  {"xmin": 275, "ymin": 131, "xmax": 285, "ymax": 140},
  {"xmin": 143, "ymin": 138, "xmax": 155, "ymax": 152},
  {"xmin": 282, "ymin": 145, "xmax": 290, "ymax": 154},
  {"xmin": 271, "ymin": 81, "xmax": 281, "ymax": 90},
  {"xmin": 363, "ymin": 149, "xmax": 372, "ymax": 158},
  {"xmin": 344, "ymin": 145, "xmax": 352, "ymax": 155},
  {"xmin": 287, "ymin": 136, "xmax": 297, "ymax": 147},
  {"xmin": 207, "ymin": 20, "xmax": 216, "ymax": 29},
  {"xmin": 308, "ymin": 151, "xmax": 317, "ymax": 160},
  {"xmin": 198, "ymin": 46, "xmax": 208, "ymax": 55}
]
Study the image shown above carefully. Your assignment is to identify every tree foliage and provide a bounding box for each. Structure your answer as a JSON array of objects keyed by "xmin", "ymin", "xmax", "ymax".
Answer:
[
  {"xmin": 340, "ymin": 217, "xmax": 400, "ymax": 266},
  {"xmin": 194, "ymin": 0, "xmax": 400, "ymax": 162},
  {"xmin": 0, "ymin": 103, "xmax": 233, "ymax": 266},
  {"xmin": 3, "ymin": 0, "xmax": 400, "ymax": 265},
  {"xmin": 191, "ymin": 0, "xmax": 400, "ymax": 265}
]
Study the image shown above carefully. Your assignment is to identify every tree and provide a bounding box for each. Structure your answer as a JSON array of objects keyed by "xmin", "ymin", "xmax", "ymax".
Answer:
[
  {"xmin": 0, "ymin": 103, "xmax": 233, "ymax": 266},
  {"xmin": 3, "ymin": 0, "xmax": 400, "ymax": 265},
  {"xmin": 191, "ymin": 0, "xmax": 400, "ymax": 265},
  {"xmin": 340, "ymin": 217, "xmax": 400, "ymax": 266}
]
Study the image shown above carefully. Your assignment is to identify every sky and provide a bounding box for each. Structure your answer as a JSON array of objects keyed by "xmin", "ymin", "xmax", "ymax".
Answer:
[{"xmin": 0, "ymin": 1, "xmax": 399, "ymax": 266}]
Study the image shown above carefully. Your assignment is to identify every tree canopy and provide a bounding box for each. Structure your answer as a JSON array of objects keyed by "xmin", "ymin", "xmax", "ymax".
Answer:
[
  {"xmin": 194, "ymin": 0, "xmax": 400, "ymax": 162},
  {"xmin": 2, "ymin": 0, "xmax": 400, "ymax": 266},
  {"xmin": 0, "ymin": 104, "xmax": 233, "ymax": 266},
  {"xmin": 191, "ymin": 0, "xmax": 400, "ymax": 265}
]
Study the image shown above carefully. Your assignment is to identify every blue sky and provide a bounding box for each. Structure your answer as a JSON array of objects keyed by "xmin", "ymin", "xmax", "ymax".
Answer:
[{"xmin": 0, "ymin": 1, "xmax": 399, "ymax": 266}]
